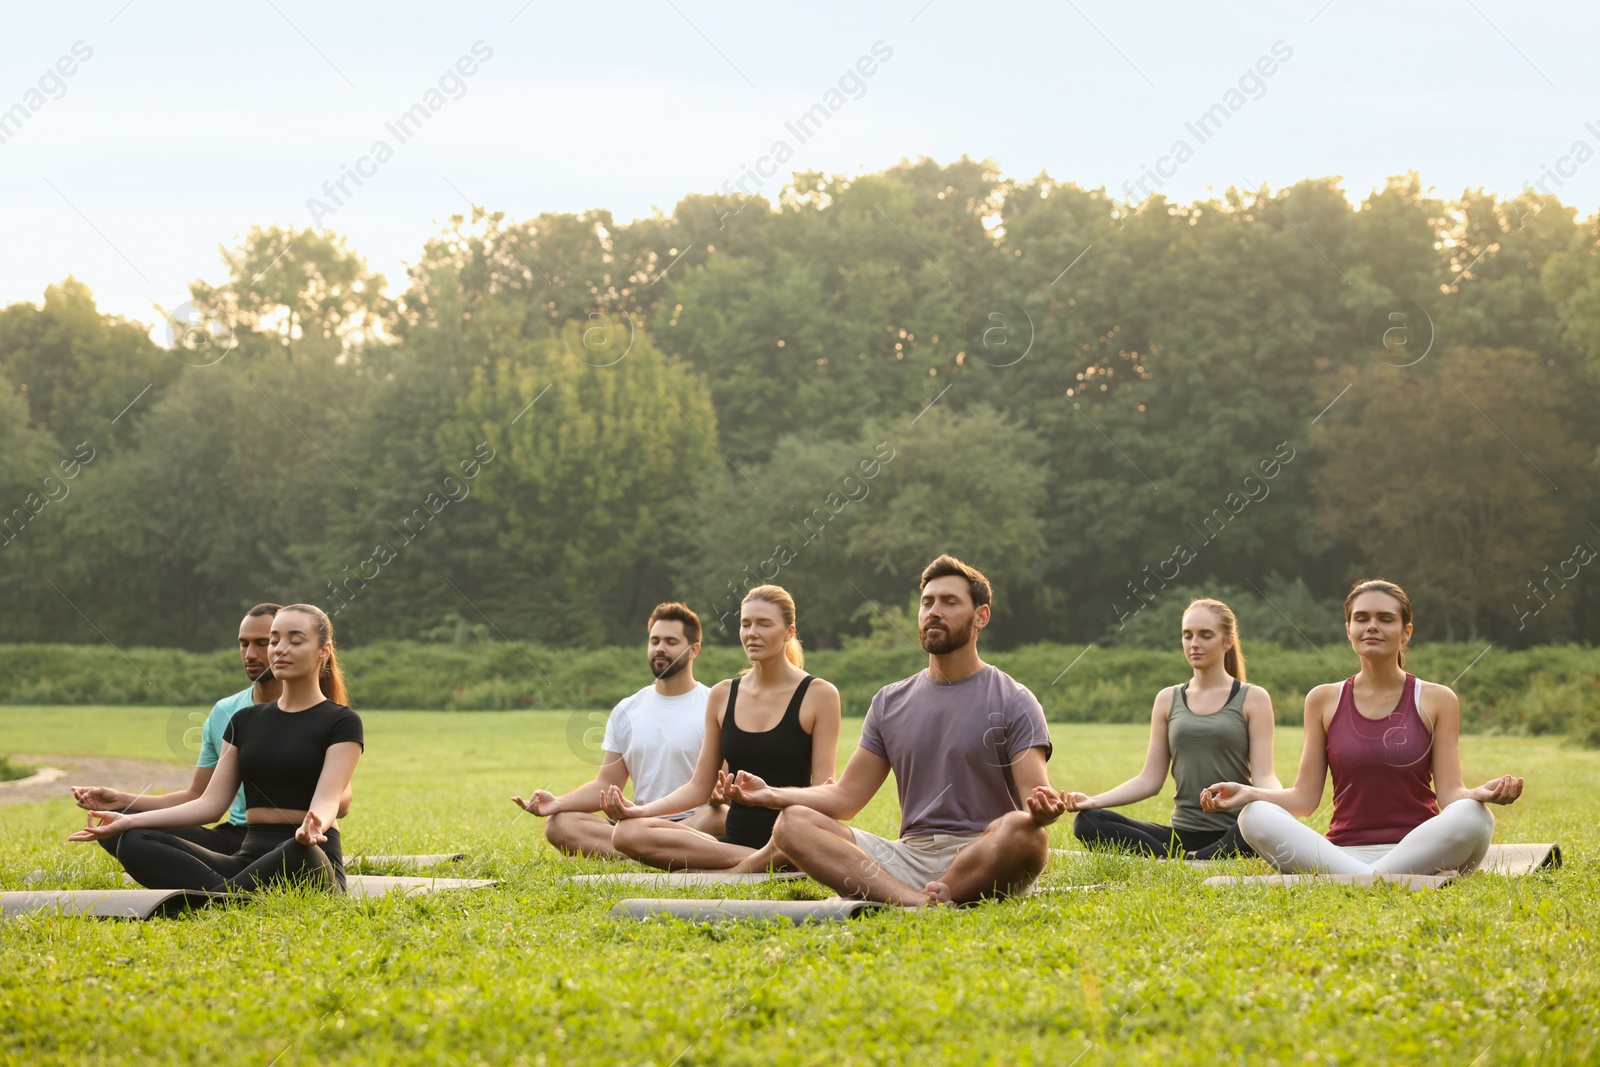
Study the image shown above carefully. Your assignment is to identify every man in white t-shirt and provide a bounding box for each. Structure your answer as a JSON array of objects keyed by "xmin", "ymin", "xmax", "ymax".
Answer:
[{"xmin": 513, "ymin": 602, "xmax": 723, "ymax": 858}]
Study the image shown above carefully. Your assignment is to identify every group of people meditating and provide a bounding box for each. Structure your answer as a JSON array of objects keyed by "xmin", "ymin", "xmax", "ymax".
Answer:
[{"xmin": 69, "ymin": 554, "xmax": 1525, "ymax": 906}]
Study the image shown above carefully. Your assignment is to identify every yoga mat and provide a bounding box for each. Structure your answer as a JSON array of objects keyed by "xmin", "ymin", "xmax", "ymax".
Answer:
[
  {"xmin": 1028, "ymin": 883, "xmax": 1112, "ymax": 895},
  {"xmin": 1200, "ymin": 842, "xmax": 1561, "ymax": 889},
  {"xmin": 349, "ymin": 853, "xmax": 468, "ymax": 866},
  {"xmin": 566, "ymin": 870, "xmax": 809, "ymax": 887},
  {"xmin": 1478, "ymin": 843, "xmax": 1562, "ymax": 875},
  {"xmin": 7, "ymin": 877, "xmax": 495, "ymax": 917},
  {"xmin": 1202, "ymin": 872, "xmax": 1455, "ymax": 890},
  {"xmin": 343, "ymin": 875, "xmax": 498, "ymax": 899},
  {"xmin": 611, "ymin": 896, "xmax": 887, "ymax": 923},
  {"xmin": 1, "ymin": 888, "xmax": 222, "ymax": 919}
]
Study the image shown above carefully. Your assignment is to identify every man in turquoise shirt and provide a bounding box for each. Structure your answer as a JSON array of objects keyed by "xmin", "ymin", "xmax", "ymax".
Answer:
[{"xmin": 73, "ymin": 604, "xmax": 284, "ymax": 855}]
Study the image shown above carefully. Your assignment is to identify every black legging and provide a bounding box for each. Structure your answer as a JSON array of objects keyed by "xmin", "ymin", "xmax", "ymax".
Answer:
[
  {"xmin": 99, "ymin": 821, "xmax": 247, "ymax": 861},
  {"xmin": 116, "ymin": 823, "xmax": 345, "ymax": 893},
  {"xmin": 1073, "ymin": 808, "xmax": 1256, "ymax": 860}
]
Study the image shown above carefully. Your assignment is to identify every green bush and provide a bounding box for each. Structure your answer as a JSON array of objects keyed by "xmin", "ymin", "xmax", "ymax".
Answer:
[
  {"xmin": 0, "ymin": 754, "xmax": 33, "ymax": 781},
  {"xmin": 0, "ymin": 640, "xmax": 1595, "ymax": 742}
]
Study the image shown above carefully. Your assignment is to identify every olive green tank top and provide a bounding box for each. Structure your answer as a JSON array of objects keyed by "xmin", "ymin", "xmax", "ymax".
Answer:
[{"xmin": 1167, "ymin": 680, "xmax": 1252, "ymax": 832}]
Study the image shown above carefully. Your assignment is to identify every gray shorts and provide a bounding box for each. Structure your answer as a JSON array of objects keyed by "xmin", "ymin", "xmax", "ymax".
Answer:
[{"xmin": 849, "ymin": 828, "xmax": 984, "ymax": 889}]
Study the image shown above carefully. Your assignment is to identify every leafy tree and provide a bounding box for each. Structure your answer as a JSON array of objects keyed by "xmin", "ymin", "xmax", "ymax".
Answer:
[
  {"xmin": 1310, "ymin": 347, "xmax": 1590, "ymax": 641},
  {"xmin": 35, "ymin": 358, "xmax": 367, "ymax": 647},
  {"xmin": 437, "ymin": 318, "xmax": 719, "ymax": 646},
  {"xmin": 187, "ymin": 226, "xmax": 393, "ymax": 363},
  {"xmin": 0, "ymin": 278, "xmax": 179, "ymax": 457},
  {"xmin": 679, "ymin": 404, "xmax": 1046, "ymax": 648},
  {"xmin": 1544, "ymin": 215, "xmax": 1600, "ymax": 381}
]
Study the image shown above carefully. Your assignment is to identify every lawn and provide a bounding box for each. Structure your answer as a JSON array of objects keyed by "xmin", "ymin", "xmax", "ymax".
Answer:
[{"xmin": 1, "ymin": 707, "xmax": 1595, "ymax": 1066}]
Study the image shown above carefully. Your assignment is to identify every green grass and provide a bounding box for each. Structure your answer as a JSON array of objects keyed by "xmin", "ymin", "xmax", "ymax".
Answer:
[
  {"xmin": 1, "ymin": 706, "xmax": 1595, "ymax": 1066},
  {"xmin": 0, "ymin": 755, "xmax": 32, "ymax": 782}
]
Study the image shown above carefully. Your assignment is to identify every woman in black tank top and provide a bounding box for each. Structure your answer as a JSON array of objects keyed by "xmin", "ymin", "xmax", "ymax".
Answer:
[{"xmin": 603, "ymin": 585, "xmax": 841, "ymax": 872}]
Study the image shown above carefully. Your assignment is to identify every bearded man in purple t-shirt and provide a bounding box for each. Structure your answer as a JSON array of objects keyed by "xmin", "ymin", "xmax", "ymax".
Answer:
[{"xmin": 729, "ymin": 554, "xmax": 1065, "ymax": 906}]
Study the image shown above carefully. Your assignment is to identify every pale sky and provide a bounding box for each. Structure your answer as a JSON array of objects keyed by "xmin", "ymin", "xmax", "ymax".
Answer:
[{"xmin": 1, "ymin": 1, "xmax": 1596, "ymax": 331}]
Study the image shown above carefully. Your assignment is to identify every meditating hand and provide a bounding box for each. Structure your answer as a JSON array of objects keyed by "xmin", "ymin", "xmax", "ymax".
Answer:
[
  {"xmin": 599, "ymin": 784, "xmax": 646, "ymax": 821},
  {"xmin": 67, "ymin": 810, "xmax": 131, "ymax": 842},
  {"xmin": 296, "ymin": 809, "xmax": 327, "ymax": 846},
  {"xmin": 70, "ymin": 786, "xmax": 122, "ymax": 811},
  {"xmin": 1470, "ymin": 775, "xmax": 1524, "ymax": 806},
  {"xmin": 707, "ymin": 772, "xmax": 730, "ymax": 808},
  {"xmin": 1062, "ymin": 792, "xmax": 1092, "ymax": 812},
  {"xmin": 1025, "ymin": 785, "xmax": 1067, "ymax": 826},
  {"xmin": 725, "ymin": 770, "xmax": 776, "ymax": 808},
  {"xmin": 1200, "ymin": 782, "xmax": 1250, "ymax": 812},
  {"xmin": 511, "ymin": 789, "xmax": 558, "ymax": 816}
]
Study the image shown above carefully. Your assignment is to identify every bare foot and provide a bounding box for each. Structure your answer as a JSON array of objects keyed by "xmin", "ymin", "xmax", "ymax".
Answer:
[
  {"xmin": 727, "ymin": 841, "xmax": 796, "ymax": 875},
  {"xmin": 922, "ymin": 881, "xmax": 955, "ymax": 907}
]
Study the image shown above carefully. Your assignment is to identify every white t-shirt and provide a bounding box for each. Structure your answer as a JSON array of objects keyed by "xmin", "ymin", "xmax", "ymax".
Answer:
[{"xmin": 601, "ymin": 682, "xmax": 710, "ymax": 819}]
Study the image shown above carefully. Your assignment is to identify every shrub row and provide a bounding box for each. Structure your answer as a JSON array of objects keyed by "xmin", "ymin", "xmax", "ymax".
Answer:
[{"xmin": 1, "ymin": 641, "xmax": 1595, "ymax": 741}]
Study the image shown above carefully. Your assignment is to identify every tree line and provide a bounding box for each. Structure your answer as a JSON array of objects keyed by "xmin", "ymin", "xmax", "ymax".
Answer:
[{"xmin": 2, "ymin": 159, "xmax": 1598, "ymax": 651}]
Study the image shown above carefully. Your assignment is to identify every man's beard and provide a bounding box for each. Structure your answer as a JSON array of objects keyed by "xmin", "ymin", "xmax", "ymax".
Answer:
[
  {"xmin": 919, "ymin": 617, "xmax": 973, "ymax": 655},
  {"xmin": 247, "ymin": 664, "xmax": 275, "ymax": 684},
  {"xmin": 650, "ymin": 653, "xmax": 688, "ymax": 679}
]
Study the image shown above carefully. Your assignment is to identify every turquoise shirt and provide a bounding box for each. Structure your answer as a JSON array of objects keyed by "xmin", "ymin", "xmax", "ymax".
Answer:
[{"xmin": 198, "ymin": 686, "xmax": 255, "ymax": 825}]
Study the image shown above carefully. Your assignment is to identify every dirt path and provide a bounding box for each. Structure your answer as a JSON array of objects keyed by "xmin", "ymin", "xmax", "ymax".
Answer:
[{"xmin": 0, "ymin": 754, "xmax": 191, "ymax": 807}]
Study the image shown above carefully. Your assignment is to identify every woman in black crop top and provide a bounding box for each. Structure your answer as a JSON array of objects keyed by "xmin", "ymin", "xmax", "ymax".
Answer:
[
  {"xmin": 71, "ymin": 604, "xmax": 364, "ymax": 893},
  {"xmin": 602, "ymin": 585, "xmax": 840, "ymax": 872}
]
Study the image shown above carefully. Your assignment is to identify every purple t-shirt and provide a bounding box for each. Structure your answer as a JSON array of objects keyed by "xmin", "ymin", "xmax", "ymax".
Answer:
[{"xmin": 858, "ymin": 664, "xmax": 1052, "ymax": 838}]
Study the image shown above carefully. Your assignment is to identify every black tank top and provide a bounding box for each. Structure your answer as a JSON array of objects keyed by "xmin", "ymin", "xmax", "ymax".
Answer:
[{"xmin": 721, "ymin": 674, "xmax": 815, "ymax": 849}]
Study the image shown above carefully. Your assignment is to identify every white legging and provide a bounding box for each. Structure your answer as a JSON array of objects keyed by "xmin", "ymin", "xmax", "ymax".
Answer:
[{"xmin": 1237, "ymin": 798, "xmax": 1494, "ymax": 875}]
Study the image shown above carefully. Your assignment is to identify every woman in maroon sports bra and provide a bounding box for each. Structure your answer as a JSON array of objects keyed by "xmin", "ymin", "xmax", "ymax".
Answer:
[{"xmin": 1199, "ymin": 579, "xmax": 1523, "ymax": 875}]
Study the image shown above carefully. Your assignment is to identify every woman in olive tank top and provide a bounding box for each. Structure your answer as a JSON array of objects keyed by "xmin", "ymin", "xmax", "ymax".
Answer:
[
  {"xmin": 603, "ymin": 585, "xmax": 841, "ymax": 872},
  {"xmin": 1065, "ymin": 599, "xmax": 1280, "ymax": 859},
  {"xmin": 1202, "ymin": 579, "xmax": 1522, "ymax": 875}
]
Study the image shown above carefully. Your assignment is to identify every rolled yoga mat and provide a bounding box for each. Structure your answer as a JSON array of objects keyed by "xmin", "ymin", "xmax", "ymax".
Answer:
[
  {"xmin": 348, "ymin": 853, "xmax": 468, "ymax": 866},
  {"xmin": 611, "ymin": 896, "xmax": 888, "ymax": 923},
  {"xmin": 1201, "ymin": 843, "xmax": 1561, "ymax": 889},
  {"xmin": 1201, "ymin": 872, "xmax": 1456, "ymax": 890},
  {"xmin": 566, "ymin": 870, "xmax": 809, "ymax": 887},
  {"xmin": 343, "ymin": 875, "xmax": 498, "ymax": 899},
  {"xmin": 1477, "ymin": 842, "xmax": 1562, "ymax": 875},
  {"xmin": 2, "ymin": 888, "xmax": 223, "ymax": 919},
  {"xmin": 8, "ymin": 876, "xmax": 496, "ymax": 917}
]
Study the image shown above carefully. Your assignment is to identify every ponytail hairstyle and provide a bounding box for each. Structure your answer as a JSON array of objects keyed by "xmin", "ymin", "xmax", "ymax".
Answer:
[
  {"xmin": 1186, "ymin": 598, "xmax": 1247, "ymax": 682},
  {"xmin": 277, "ymin": 603, "xmax": 350, "ymax": 706},
  {"xmin": 1342, "ymin": 578, "xmax": 1413, "ymax": 669},
  {"xmin": 740, "ymin": 585, "xmax": 804, "ymax": 670}
]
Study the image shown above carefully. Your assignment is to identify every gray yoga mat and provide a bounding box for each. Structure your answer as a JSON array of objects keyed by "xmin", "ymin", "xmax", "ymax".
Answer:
[
  {"xmin": 1201, "ymin": 871, "xmax": 1455, "ymax": 890},
  {"xmin": 1, "ymin": 888, "xmax": 223, "ymax": 919},
  {"xmin": 611, "ymin": 896, "xmax": 888, "ymax": 923},
  {"xmin": 566, "ymin": 870, "xmax": 809, "ymax": 887},
  {"xmin": 1476, "ymin": 842, "xmax": 1562, "ymax": 875},
  {"xmin": 349, "ymin": 853, "xmax": 467, "ymax": 866},
  {"xmin": 6, "ymin": 876, "xmax": 496, "ymax": 918},
  {"xmin": 1202, "ymin": 842, "xmax": 1561, "ymax": 888},
  {"xmin": 343, "ymin": 875, "xmax": 498, "ymax": 898}
]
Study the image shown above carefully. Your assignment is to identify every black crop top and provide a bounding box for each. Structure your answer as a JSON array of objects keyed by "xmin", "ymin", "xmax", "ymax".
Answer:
[{"xmin": 223, "ymin": 700, "xmax": 364, "ymax": 812}]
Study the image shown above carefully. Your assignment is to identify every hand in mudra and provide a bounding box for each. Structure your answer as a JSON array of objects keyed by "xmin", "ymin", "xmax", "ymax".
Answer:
[
  {"xmin": 725, "ymin": 770, "xmax": 777, "ymax": 808},
  {"xmin": 71, "ymin": 786, "xmax": 121, "ymax": 811},
  {"xmin": 296, "ymin": 810, "xmax": 328, "ymax": 846},
  {"xmin": 1025, "ymin": 786, "xmax": 1067, "ymax": 826},
  {"xmin": 599, "ymin": 784, "xmax": 646, "ymax": 821},
  {"xmin": 1200, "ymin": 782, "xmax": 1249, "ymax": 812},
  {"xmin": 67, "ymin": 810, "xmax": 132, "ymax": 842},
  {"xmin": 1061, "ymin": 792, "xmax": 1092, "ymax": 812},
  {"xmin": 1473, "ymin": 775, "xmax": 1523, "ymax": 805},
  {"xmin": 511, "ymin": 789, "xmax": 557, "ymax": 816}
]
